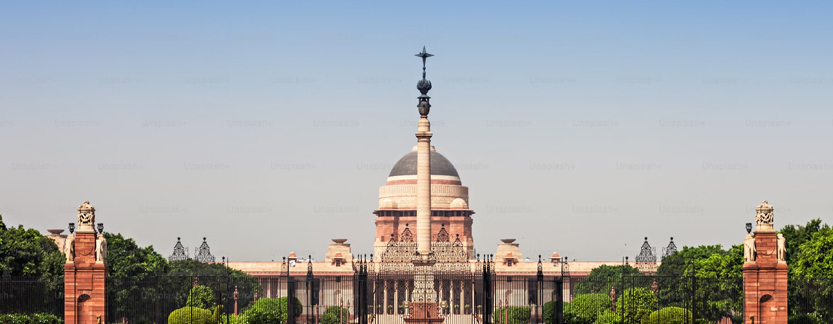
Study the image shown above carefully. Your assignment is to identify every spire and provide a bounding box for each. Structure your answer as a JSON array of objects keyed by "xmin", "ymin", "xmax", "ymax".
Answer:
[{"xmin": 415, "ymin": 46, "xmax": 433, "ymax": 117}]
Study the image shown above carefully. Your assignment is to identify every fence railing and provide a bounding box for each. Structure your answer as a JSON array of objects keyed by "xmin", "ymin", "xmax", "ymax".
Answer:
[
  {"xmin": 0, "ymin": 276, "xmax": 64, "ymax": 316},
  {"xmin": 1, "ymin": 273, "xmax": 831, "ymax": 324}
]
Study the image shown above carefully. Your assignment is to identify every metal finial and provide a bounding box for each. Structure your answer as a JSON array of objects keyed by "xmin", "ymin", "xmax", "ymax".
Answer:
[
  {"xmin": 415, "ymin": 46, "xmax": 434, "ymax": 78},
  {"xmin": 415, "ymin": 46, "xmax": 434, "ymax": 103}
]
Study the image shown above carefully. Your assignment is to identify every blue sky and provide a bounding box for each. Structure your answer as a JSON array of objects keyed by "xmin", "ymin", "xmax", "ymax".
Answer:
[{"xmin": 1, "ymin": 0, "xmax": 831, "ymax": 261}]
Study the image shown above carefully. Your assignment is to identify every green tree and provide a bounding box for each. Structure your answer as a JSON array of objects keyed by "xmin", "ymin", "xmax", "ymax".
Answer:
[
  {"xmin": 691, "ymin": 245, "xmax": 744, "ymax": 322},
  {"xmin": 657, "ymin": 245, "xmax": 727, "ymax": 277},
  {"xmin": 0, "ymin": 215, "xmax": 65, "ymax": 314},
  {"xmin": 615, "ymin": 287, "xmax": 657, "ymax": 324},
  {"xmin": 790, "ymin": 228, "xmax": 833, "ymax": 320},
  {"xmin": 654, "ymin": 244, "xmax": 743, "ymax": 322},
  {"xmin": 792, "ymin": 228, "xmax": 833, "ymax": 277},
  {"xmin": 104, "ymin": 232, "xmax": 169, "ymax": 323},
  {"xmin": 574, "ymin": 265, "xmax": 642, "ymax": 295},
  {"xmin": 0, "ymin": 215, "xmax": 65, "ymax": 281},
  {"xmin": 186, "ymin": 285, "xmax": 216, "ymax": 309},
  {"xmin": 104, "ymin": 232, "xmax": 169, "ymax": 280},
  {"xmin": 780, "ymin": 219, "xmax": 830, "ymax": 273}
]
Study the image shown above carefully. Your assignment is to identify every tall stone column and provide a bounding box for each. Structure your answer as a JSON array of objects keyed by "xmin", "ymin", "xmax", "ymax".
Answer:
[
  {"xmin": 742, "ymin": 201, "xmax": 788, "ymax": 324},
  {"xmin": 65, "ymin": 201, "xmax": 108, "ymax": 324},
  {"xmin": 416, "ymin": 116, "xmax": 432, "ymax": 255},
  {"xmin": 406, "ymin": 46, "xmax": 443, "ymax": 324}
]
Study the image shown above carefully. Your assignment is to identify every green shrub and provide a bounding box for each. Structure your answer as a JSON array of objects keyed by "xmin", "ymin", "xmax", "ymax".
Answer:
[
  {"xmin": 558, "ymin": 302, "xmax": 590, "ymax": 324},
  {"xmin": 569, "ymin": 293, "xmax": 611, "ymax": 323},
  {"xmin": 216, "ymin": 314, "xmax": 248, "ymax": 324},
  {"xmin": 168, "ymin": 307, "xmax": 215, "ymax": 324},
  {"xmin": 321, "ymin": 306, "xmax": 349, "ymax": 324},
  {"xmin": 542, "ymin": 301, "xmax": 558, "ymax": 324},
  {"xmin": 244, "ymin": 299, "xmax": 281, "ymax": 324},
  {"xmin": 594, "ymin": 311, "xmax": 618, "ymax": 324},
  {"xmin": 615, "ymin": 287, "xmax": 657, "ymax": 324},
  {"xmin": 493, "ymin": 306, "xmax": 531, "ymax": 324},
  {"xmin": 244, "ymin": 297, "xmax": 303, "ymax": 324},
  {"xmin": 788, "ymin": 313, "xmax": 825, "ymax": 324},
  {"xmin": 0, "ymin": 313, "xmax": 63, "ymax": 324},
  {"xmin": 642, "ymin": 307, "xmax": 692, "ymax": 324},
  {"xmin": 186, "ymin": 285, "xmax": 216, "ymax": 309}
]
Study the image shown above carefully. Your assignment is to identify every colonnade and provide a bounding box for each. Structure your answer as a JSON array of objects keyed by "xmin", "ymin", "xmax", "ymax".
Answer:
[{"xmin": 373, "ymin": 279, "xmax": 477, "ymax": 315}]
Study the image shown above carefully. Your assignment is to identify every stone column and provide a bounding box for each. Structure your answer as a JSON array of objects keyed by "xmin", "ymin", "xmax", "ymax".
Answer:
[
  {"xmin": 743, "ymin": 201, "xmax": 788, "ymax": 324},
  {"xmin": 471, "ymin": 282, "xmax": 476, "ymax": 314},
  {"xmin": 394, "ymin": 285, "xmax": 399, "ymax": 314},
  {"xmin": 65, "ymin": 201, "xmax": 107, "ymax": 324},
  {"xmin": 405, "ymin": 46, "xmax": 443, "ymax": 324},
  {"xmin": 405, "ymin": 284, "xmax": 411, "ymax": 316},
  {"xmin": 449, "ymin": 281, "xmax": 455, "ymax": 314},
  {"xmin": 383, "ymin": 281, "xmax": 389, "ymax": 314},
  {"xmin": 416, "ymin": 117, "xmax": 432, "ymax": 254}
]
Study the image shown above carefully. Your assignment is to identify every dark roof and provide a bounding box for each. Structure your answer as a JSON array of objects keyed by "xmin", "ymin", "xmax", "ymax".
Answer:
[{"xmin": 389, "ymin": 151, "xmax": 460, "ymax": 178}]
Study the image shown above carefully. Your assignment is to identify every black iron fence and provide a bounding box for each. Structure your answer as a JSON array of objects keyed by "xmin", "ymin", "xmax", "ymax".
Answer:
[
  {"xmin": 788, "ymin": 277, "xmax": 833, "ymax": 323},
  {"xmin": 0, "ymin": 276, "xmax": 64, "ymax": 316},
  {"xmin": 1, "ymin": 272, "xmax": 832, "ymax": 324}
]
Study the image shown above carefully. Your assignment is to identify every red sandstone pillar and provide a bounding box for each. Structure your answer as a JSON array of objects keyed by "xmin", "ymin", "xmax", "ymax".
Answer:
[
  {"xmin": 65, "ymin": 201, "xmax": 108, "ymax": 324},
  {"xmin": 742, "ymin": 201, "xmax": 788, "ymax": 324}
]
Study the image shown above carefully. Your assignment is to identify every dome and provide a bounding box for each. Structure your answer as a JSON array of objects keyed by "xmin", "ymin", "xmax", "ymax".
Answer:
[
  {"xmin": 388, "ymin": 147, "xmax": 460, "ymax": 178},
  {"xmin": 450, "ymin": 198, "xmax": 468, "ymax": 209},
  {"xmin": 380, "ymin": 198, "xmax": 397, "ymax": 209}
]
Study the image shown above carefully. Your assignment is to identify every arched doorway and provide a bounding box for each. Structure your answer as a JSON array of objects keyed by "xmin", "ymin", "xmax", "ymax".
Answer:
[{"xmin": 78, "ymin": 294, "xmax": 92, "ymax": 324}]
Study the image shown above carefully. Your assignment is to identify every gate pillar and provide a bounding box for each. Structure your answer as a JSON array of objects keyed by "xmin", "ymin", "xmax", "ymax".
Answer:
[
  {"xmin": 742, "ymin": 201, "xmax": 787, "ymax": 324},
  {"xmin": 65, "ymin": 201, "xmax": 108, "ymax": 324}
]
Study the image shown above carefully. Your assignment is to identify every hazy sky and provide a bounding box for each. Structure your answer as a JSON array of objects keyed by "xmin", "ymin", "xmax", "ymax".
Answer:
[{"xmin": 1, "ymin": 1, "xmax": 831, "ymax": 262}]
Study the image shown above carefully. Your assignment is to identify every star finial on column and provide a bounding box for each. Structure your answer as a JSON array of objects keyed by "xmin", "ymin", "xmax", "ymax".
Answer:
[{"xmin": 415, "ymin": 46, "xmax": 434, "ymax": 78}]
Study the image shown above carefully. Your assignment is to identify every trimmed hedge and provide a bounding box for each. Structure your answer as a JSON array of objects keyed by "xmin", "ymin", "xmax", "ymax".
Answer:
[
  {"xmin": 642, "ymin": 307, "xmax": 692, "ymax": 324},
  {"xmin": 168, "ymin": 307, "xmax": 215, "ymax": 324},
  {"xmin": 0, "ymin": 314, "xmax": 63, "ymax": 324},
  {"xmin": 244, "ymin": 297, "xmax": 303, "ymax": 324}
]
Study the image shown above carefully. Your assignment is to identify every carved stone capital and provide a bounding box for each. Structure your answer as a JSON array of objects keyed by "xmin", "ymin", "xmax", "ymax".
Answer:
[
  {"xmin": 77, "ymin": 201, "xmax": 96, "ymax": 233},
  {"xmin": 755, "ymin": 200, "xmax": 775, "ymax": 232}
]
